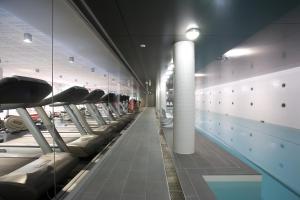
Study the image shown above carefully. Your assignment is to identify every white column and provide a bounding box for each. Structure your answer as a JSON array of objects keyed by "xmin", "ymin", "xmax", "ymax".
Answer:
[
  {"xmin": 173, "ymin": 41, "xmax": 195, "ymax": 154},
  {"xmin": 156, "ymin": 81, "xmax": 160, "ymax": 113},
  {"xmin": 160, "ymin": 79, "xmax": 167, "ymax": 116}
]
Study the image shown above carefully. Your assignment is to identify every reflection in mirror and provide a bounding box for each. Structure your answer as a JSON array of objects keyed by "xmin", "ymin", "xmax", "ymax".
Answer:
[{"xmin": 0, "ymin": 0, "xmax": 141, "ymax": 199}]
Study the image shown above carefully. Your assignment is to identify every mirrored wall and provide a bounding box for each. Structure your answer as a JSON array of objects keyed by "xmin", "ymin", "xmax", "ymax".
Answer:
[{"xmin": 0, "ymin": 0, "xmax": 141, "ymax": 199}]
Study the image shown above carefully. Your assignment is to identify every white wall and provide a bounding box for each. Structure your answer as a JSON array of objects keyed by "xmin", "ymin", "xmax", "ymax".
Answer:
[{"xmin": 196, "ymin": 67, "xmax": 300, "ymax": 130}]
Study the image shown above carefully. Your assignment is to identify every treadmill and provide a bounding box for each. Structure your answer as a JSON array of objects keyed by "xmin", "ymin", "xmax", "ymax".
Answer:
[
  {"xmin": 99, "ymin": 93, "xmax": 129, "ymax": 130},
  {"xmin": 0, "ymin": 76, "xmax": 77, "ymax": 200},
  {"xmin": 106, "ymin": 93, "xmax": 134, "ymax": 123},
  {"xmin": 77, "ymin": 89, "xmax": 120, "ymax": 134},
  {"xmin": 118, "ymin": 95, "xmax": 136, "ymax": 120},
  {"xmin": 34, "ymin": 86, "xmax": 109, "ymax": 157}
]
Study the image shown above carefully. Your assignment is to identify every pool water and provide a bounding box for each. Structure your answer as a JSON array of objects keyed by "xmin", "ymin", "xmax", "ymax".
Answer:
[
  {"xmin": 196, "ymin": 129, "xmax": 300, "ymax": 200},
  {"xmin": 207, "ymin": 181, "xmax": 261, "ymax": 200}
]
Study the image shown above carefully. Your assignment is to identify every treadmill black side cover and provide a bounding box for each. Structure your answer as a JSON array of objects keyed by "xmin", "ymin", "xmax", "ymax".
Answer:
[
  {"xmin": 40, "ymin": 86, "xmax": 89, "ymax": 106},
  {"xmin": 83, "ymin": 89, "xmax": 105, "ymax": 103},
  {"xmin": 0, "ymin": 76, "xmax": 52, "ymax": 104},
  {"xmin": 100, "ymin": 93, "xmax": 117, "ymax": 103}
]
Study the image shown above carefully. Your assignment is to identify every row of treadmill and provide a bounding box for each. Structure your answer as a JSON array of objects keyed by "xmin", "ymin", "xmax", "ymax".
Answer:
[{"xmin": 0, "ymin": 76, "xmax": 139, "ymax": 200}]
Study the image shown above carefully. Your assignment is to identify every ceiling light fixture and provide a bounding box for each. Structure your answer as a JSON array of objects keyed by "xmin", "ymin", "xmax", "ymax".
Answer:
[
  {"xmin": 140, "ymin": 44, "xmax": 146, "ymax": 48},
  {"xmin": 23, "ymin": 33, "xmax": 32, "ymax": 43},
  {"xmin": 68, "ymin": 56, "xmax": 75, "ymax": 63},
  {"xmin": 185, "ymin": 27, "xmax": 200, "ymax": 41}
]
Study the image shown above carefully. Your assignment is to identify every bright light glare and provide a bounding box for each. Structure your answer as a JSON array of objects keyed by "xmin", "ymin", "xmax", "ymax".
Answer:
[
  {"xmin": 167, "ymin": 63, "xmax": 175, "ymax": 71},
  {"xmin": 166, "ymin": 70, "xmax": 173, "ymax": 75},
  {"xmin": 23, "ymin": 38, "xmax": 32, "ymax": 43},
  {"xmin": 185, "ymin": 28, "xmax": 200, "ymax": 40},
  {"xmin": 224, "ymin": 48, "xmax": 253, "ymax": 58},
  {"xmin": 195, "ymin": 73, "xmax": 206, "ymax": 77}
]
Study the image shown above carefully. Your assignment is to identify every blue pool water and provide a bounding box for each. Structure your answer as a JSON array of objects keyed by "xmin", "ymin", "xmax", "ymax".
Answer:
[
  {"xmin": 196, "ymin": 129, "xmax": 300, "ymax": 200},
  {"xmin": 207, "ymin": 181, "xmax": 261, "ymax": 200},
  {"xmin": 195, "ymin": 110, "xmax": 300, "ymax": 200}
]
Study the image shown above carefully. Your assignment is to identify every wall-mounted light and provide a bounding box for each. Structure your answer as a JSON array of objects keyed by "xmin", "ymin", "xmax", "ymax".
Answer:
[
  {"xmin": 68, "ymin": 56, "xmax": 75, "ymax": 63},
  {"xmin": 140, "ymin": 44, "xmax": 146, "ymax": 48},
  {"xmin": 23, "ymin": 33, "xmax": 32, "ymax": 43},
  {"xmin": 148, "ymin": 80, "xmax": 151, "ymax": 86},
  {"xmin": 185, "ymin": 27, "xmax": 200, "ymax": 41}
]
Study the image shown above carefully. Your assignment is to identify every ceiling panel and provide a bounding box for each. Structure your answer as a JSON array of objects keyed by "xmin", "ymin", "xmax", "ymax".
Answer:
[{"xmin": 77, "ymin": 0, "xmax": 300, "ymax": 90}]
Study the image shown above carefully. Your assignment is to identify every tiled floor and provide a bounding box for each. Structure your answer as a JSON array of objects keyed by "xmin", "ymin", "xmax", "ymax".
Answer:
[
  {"xmin": 163, "ymin": 127, "xmax": 259, "ymax": 200},
  {"xmin": 68, "ymin": 108, "xmax": 170, "ymax": 200}
]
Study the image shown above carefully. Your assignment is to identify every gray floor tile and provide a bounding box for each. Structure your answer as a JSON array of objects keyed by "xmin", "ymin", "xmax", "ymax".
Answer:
[
  {"xmin": 121, "ymin": 194, "xmax": 146, "ymax": 200},
  {"xmin": 68, "ymin": 108, "xmax": 170, "ymax": 200}
]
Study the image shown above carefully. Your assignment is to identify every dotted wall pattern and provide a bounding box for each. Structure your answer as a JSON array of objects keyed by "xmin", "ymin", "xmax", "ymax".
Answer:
[{"xmin": 195, "ymin": 67, "xmax": 300, "ymax": 195}]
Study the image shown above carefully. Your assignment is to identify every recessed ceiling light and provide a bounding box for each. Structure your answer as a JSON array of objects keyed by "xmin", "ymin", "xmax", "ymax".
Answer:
[
  {"xmin": 185, "ymin": 28, "xmax": 200, "ymax": 41},
  {"xmin": 140, "ymin": 44, "xmax": 146, "ymax": 48},
  {"xmin": 68, "ymin": 56, "xmax": 74, "ymax": 63},
  {"xmin": 23, "ymin": 33, "xmax": 32, "ymax": 43}
]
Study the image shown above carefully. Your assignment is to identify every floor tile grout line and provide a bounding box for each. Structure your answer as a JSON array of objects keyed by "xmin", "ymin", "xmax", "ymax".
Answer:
[
  {"xmin": 119, "ymin": 108, "xmax": 151, "ymax": 200},
  {"xmin": 63, "ymin": 110, "xmax": 145, "ymax": 200},
  {"xmin": 91, "ymin": 110, "xmax": 145, "ymax": 199}
]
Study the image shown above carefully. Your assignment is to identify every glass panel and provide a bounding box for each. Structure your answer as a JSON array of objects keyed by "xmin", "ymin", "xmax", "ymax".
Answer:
[
  {"xmin": 0, "ymin": 0, "xmax": 142, "ymax": 198},
  {"xmin": 0, "ymin": 0, "xmax": 54, "ymax": 199}
]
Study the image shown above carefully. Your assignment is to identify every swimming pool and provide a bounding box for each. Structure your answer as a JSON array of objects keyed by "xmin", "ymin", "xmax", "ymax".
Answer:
[{"xmin": 195, "ymin": 113, "xmax": 300, "ymax": 200}]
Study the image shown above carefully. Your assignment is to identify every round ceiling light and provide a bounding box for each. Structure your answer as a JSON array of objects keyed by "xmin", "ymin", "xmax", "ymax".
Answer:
[
  {"xmin": 68, "ymin": 56, "xmax": 75, "ymax": 63},
  {"xmin": 185, "ymin": 28, "xmax": 200, "ymax": 41},
  {"xmin": 23, "ymin": 33, "xmax": 32, "ymax": 43}
]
